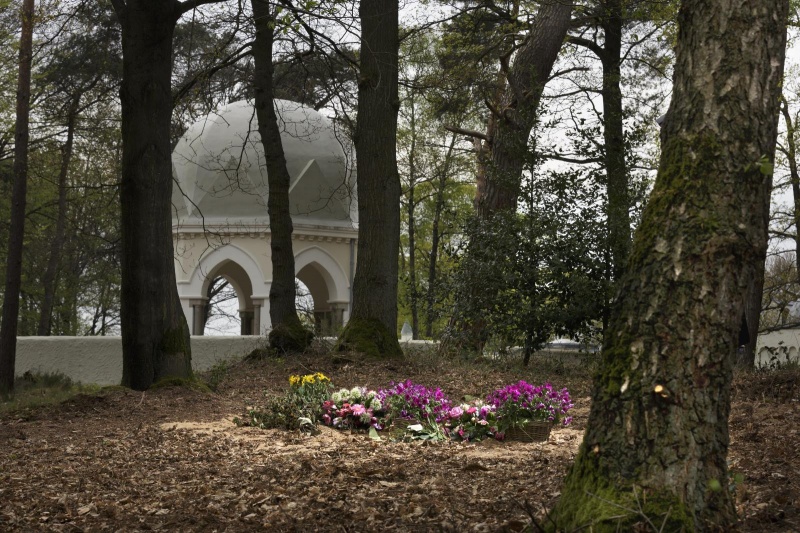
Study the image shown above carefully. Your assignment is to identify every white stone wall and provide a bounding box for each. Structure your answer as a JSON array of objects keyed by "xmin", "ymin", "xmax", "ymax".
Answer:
[
  {"xmin": 15, "ymin": 336, "xmax": 265, "ymax": 386},
  {"xmin": 15, "ymin": 330, "xmax": 796, "ymax": 387},
  {"xmin": 755, "ymin": 329, "xmax": 800, "ymax": 367}
]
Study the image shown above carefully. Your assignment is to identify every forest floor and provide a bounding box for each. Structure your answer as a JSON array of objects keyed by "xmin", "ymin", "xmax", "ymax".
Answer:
[{"xmin": 0, "ymin": 344, "xmax": 798, "ymax": 532}]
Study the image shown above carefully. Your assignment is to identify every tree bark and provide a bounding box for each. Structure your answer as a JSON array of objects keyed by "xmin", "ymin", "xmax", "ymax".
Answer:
[
  {"xmin": 113, "ymin": 0, "xmax": 193, "ymax": 390},
  {"xmin": 475, "ymin": 0, "xmax": 573, "ymax": 218},
  {"xmin": 338, "ymin": 0, "xmax": 402, "ymax": 357},
  {"xmin": 0, "ymin": 0, "xmax": 35, "ymax": 397},
  {"xmin": 600, "ymin": 0, "xmax": 631, "ymax": 282},
  {"xmin": 250, "ymin": 0, "xmax": 307, "ymax": 346},
  {"xmin": 38, "ymin": 98, "xmax": 80, "ymax": 336},
  {"xmin": 552, "ymin": 1, "xmax": 788, "ymax": 529}
]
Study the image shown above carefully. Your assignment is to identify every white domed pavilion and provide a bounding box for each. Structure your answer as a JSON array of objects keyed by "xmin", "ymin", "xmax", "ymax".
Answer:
[{"xmin": 172, "ymin": 100, "xmax": 357, "ymax": 335}]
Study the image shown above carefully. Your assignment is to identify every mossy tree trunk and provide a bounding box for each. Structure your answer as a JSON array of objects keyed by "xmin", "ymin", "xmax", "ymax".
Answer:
[
  {"xmin": 112, "ymin": 0, "xmax": 205, "ymax": 390},
  {"xmin": 551, "ymin": 1, "xmax": 788, "ymax": 530},
  {"xmin": 250, "ymin": 0, "xmax": 309, "ymax": 350},
  {"xmin": 338, "ymin": 0, "xmax": 402, "ymax": 357}
]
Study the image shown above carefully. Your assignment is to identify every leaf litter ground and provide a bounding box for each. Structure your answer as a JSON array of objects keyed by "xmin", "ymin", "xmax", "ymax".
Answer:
[{"xmin": 0, "ymin": 350, "xmax": 798, "ymax": 532}]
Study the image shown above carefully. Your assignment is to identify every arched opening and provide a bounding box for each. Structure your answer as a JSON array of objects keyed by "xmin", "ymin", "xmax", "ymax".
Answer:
[
  {"xmin": 193, "ymin": 258, "xmax": 259, "ymax": 335},
  {"xmin": 297, "ymin": 262, "xmax": 342, "ymax": 335},
  {"xmin": 295, "ymin": 278, "xmax": 314, "ymax": 330},
  {"xmin": 202, "ymin": 276, "xmax": 241, "ymax": 335}
]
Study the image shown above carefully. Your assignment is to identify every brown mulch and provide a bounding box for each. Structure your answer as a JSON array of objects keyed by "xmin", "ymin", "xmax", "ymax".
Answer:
[{"xmin": 0, "ymin": 352, "xmax": 798, "ymax": 532}]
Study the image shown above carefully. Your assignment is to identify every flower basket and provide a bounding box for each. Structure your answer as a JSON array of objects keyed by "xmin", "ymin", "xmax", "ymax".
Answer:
[{"xmin": 504, "ymin": 421, "xmax": 552, "ymax": 442}]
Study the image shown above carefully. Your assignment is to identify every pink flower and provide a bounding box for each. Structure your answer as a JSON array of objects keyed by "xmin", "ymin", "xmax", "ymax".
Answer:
[
  {"xmin": 351, "ymin": 404, "xmax": 366, "ymax": 416},
  {"xmin": 449, "ymin": 406, "xmax": 464, "ymax": 419}
]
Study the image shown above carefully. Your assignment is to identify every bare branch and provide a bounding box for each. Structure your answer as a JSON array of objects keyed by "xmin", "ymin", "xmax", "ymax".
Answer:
[{"xmin": 444, "ymin": 125, "xmax": 488, "ymax": 142}]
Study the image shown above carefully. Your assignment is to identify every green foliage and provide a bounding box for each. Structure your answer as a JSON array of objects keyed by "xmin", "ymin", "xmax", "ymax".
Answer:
[
  {"xmin": 235, "ymin": 372, "xmax": 332, "ymax": 431},
  {"xmin": 200, "ymin": 360, "xmax": 230, "ymax": 392},
  {"xmin": 447, "ymin": 195, "xmax": 606, "ymax": 357},
  {"xmin": 396, "ymin": 29, "xmax": 477, "ymax": 339},
  {"xmin": 0, "ymin": 371, "xmax": 100, "ymax": 411},
  {"xmin": 235, "ymin": 396, "xmax": 305, "ymax": 431}
]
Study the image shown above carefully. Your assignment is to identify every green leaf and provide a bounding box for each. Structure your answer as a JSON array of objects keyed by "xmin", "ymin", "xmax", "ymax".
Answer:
[
  {"xmin": 758, "ymin": 155, "xmax": 774, "ymax": 176},
  {"xmin": 368, "ymin": 427, "xmax": 381, "ymax": 441},
  {"xmin": 708, "ymin": 478, "xmax": 722, "ymax": 492}
]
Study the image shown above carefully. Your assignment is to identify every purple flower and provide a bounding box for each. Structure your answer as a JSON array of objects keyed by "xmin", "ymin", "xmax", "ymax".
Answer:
[{"xmin": 487, "ymin": 381, "xmax": 573, "ymax": 427}]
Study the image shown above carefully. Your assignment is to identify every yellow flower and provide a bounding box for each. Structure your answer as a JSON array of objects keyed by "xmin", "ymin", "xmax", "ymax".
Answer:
[
  {"xmin": 289, "ymin": 375, "xmax": 301, "ymax": 387},
  {"xmin": 314, "ymin": 372, "xmax": 330, "ymax": 382}
]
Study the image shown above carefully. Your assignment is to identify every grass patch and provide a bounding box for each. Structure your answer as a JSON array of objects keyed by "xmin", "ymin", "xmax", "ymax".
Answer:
[
  {"xmin": 196, "ymin": 359, "xmax": 239, "ymax": 392},
  {"xmin": 0, "ymin": 371, "xmax": 100, "ymax": 415}
]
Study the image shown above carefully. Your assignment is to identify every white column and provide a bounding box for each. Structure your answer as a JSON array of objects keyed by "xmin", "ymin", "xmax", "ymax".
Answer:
[{"xmin": 189, "ymin": 298, "xmax": 208, "ymax": 335}]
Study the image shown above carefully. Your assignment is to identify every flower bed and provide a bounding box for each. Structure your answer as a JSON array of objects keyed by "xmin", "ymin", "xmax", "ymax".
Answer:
[
  {"xmin": 321, "ymin": 387, "xmax": 383, "ymax": 430},
  {"xmin": 237, "ymin": 374, "xmax": 573, "ymax": 443}
]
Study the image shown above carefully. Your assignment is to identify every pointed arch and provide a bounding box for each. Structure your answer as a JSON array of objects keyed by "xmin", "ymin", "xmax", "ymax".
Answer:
[
  {"xmin": 183, "ymin": 244, "xmax": 268, "ymax": 300},
  {"xmin": 294, "ymin": 245, "xmax": 349, "ymax": 302}
]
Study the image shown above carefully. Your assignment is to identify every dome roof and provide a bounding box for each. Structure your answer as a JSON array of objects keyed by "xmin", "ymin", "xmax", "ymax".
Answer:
[{"xmin": 172, "ymin": 99, "xmax": 355, "ymax": 226}]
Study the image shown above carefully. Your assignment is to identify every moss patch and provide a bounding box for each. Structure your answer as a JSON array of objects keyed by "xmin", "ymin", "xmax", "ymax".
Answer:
[
  {"xmin": 268, "ymin": 320, "xmax": 314, "ymax": 354},
  {"xmin": 156, "ymin": 323, "xmax": 193, "ymax": 381},
  {"xmin": 549, "ymin": 462, "xmax": 694, "ymax": 532},
  {"xmin": 335, "ymin": 317, "xmax": 403, "ymax": 358},
  {"xmin": 150, "ymin": 376, "xmax": 211, "ymax": 393}
]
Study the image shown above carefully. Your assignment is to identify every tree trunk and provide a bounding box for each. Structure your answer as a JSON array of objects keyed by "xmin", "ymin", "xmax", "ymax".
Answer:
[
  {"xmin": 425, "ymin": 135, "xmax": 458, "ymax": 338},
  {"xmin": 114, "ymin": 0, "xmax": 192, "ymax": 390},
  {"xmin": 250, "ymin": 0, "xmax": 308, "ymax": 350},
  {"xmin": 338, "ymin": 0, "xmax": 402, "ymax": 357},
  {"xmin": 600, "ymin": 0, "xmax": 631, "ymax": 282},
  {"xmin": 0, "ymin": 0, "xmax": 34, "ymax": 397},
  {"xmin": 407, "ymin": 184, "xmax": 419, "ymax": 339},
  {"xmin": 475, "ymin": 0, "xmax": 573, "ymax": 218},
  {"xmin": 451, "ymin": 1, "xmax": 573, "ymax": 352},
  {"xmin": 551, "ymin": 1, "xmax": 787, "ymax": 530},
  {"xmin": 407, "ymin": 93, "xmax": 419, "ymax": 339},
  {"xmin": 38, "ymin": 98, "xmax": 79, "ymax": 336},
  {"xmin": 740, "ymin": 272, "xmax": 764, "ymax": 367}
]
